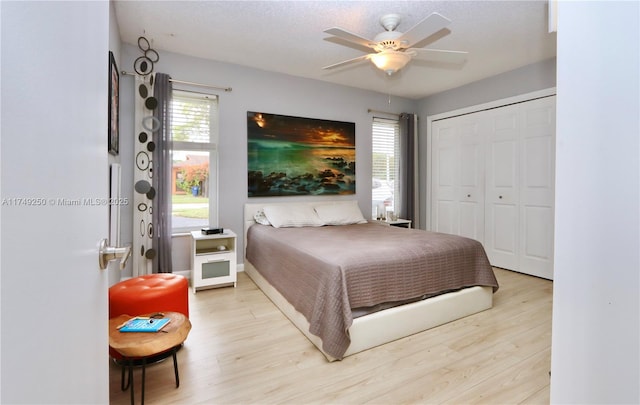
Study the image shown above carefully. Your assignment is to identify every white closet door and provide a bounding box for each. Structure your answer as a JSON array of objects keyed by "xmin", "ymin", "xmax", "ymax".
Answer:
[
  {"xmin": 485, "ymin": 105, "xmax": 520, "ymax": 270},
  {"xmin": 430, "ymin": 94, "xmax": 555, "ymax": 280},
  {"xmin": 432, "ymin": 120, "xmax": 459, "ymax": 235},
  {"xmin": 459, "ymin": 118, "xmax": 485, "ymax": 242},
  {"xmin": 519, "ymin": 97, "xmax": 556, "ymax": 279},
  {"xmin": 432, "ymin": 115, "xmax": 485, "ymax": 242},
  {"xmin": 484, "ymin": 97, "xmax": 556, "ymax": 278}
]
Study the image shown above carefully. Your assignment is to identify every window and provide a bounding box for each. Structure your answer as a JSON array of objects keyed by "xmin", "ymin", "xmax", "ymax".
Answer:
[
  {"xmin": 371, "ymin": 117, "xmax": 400, "ymax": 219},
  {"xmin": 170, "ymin": 90, "xmax": 218, "ymax": 232}
]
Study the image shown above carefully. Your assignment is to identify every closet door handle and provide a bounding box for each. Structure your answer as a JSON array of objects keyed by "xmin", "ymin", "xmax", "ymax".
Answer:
[{"xmin": 499, "ymin": 195, "xmax": 503, "ymax": 199}]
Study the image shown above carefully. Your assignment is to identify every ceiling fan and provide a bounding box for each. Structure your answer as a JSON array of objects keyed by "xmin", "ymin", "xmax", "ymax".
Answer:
[{"xmin": 323, "ymin": 13, "xmax": 468, "ymax": 76}]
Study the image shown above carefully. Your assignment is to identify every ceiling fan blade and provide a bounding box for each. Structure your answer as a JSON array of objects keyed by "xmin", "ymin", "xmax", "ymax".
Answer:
[
  {"xmin": 397, "ymin": 12, "xmax": 451, "ymax": 48},
  {"xmin": 324, "ymin": 36, "xmax": 375, "ymax": 54},
  {"xmin": 324, "ymin": 27, "xmax": 376, "ymax": 49},
  {"xmin": 322, "ymin": 54, "xmax": 372, "ymax": 70},
  {"xmin": 408, "ymin": 48, "xmax": 468, "ymax": 65}
]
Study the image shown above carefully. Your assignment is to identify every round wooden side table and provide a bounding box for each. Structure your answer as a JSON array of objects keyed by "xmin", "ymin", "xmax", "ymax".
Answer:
[{"xmin": 109, "ymin": 311, "xmax": 191, "ymax": 405}]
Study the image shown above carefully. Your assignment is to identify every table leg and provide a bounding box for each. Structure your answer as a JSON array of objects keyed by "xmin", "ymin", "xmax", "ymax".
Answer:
[
  {"xmin": 172, "ymin": 347, "xmax": 180, "ymax": 387},
  {"xmin": 128, "ymin": 359, "xmax": 134, "ymax": 405},
  {"xmin": 141, "ymin": 357, "xmax": 147, "ymax": 405},
  {"xmin": 121, "ymin": 362, "xmax": 126, "ymax": 391}
]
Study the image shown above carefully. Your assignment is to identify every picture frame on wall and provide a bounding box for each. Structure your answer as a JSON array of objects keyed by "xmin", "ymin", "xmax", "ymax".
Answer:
[
  {"xmin": 108, "ymin": 51, "xmax": 119, "ymax": 155},
  {"xmin": 247, "ymin": 111, "xmax": 356, "ymax": 197}
]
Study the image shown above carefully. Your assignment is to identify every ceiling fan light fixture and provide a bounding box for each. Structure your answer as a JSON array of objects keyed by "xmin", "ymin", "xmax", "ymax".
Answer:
[{"xmin": 370, "ymin": 50, "xmax": 411, "ymax": 75}]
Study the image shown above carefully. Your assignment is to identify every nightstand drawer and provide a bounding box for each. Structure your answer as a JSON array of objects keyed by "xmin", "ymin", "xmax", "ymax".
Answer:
[{"xmin": 200, "ymin": 258, "xmax": 230, "ymax": 279}]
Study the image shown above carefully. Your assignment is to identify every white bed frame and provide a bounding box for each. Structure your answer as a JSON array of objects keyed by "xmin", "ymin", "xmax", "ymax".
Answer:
[{"xmin": 243, "ymin": 201, "xmax": 493, "ymax": 361}]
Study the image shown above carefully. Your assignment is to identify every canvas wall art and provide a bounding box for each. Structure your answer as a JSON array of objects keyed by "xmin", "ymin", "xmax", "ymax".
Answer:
[{"xmin": 247, "ymin": 111, "xmax": 356, "ymax": 197}]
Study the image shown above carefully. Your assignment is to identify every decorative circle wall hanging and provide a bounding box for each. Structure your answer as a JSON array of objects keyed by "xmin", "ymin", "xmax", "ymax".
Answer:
[
  {"xmin": 134, "ymin": 179, "xmax": 151, "ymax": 194},
  {"xmin": 145, "ymin": 96, "xmax": 158, "ymax": 110},
  {"xmin": 134, "ymin": 56, "xmax": 154, "ymax": 76},
  {"xmin": 131, "ymin": 37, "xmax": 159, "ymax": 277},
  {"xmin": 146, "ymin": 187, "xmax": 156, "ymax": 200},
  {"xmin": 138, "ymin": 84, "xmax": 148, "ymax": 98},
  {"xmin": 133, "ymin": 72, "xmax": 157, "ymax": 277},
  {"xmin": 136, "ymin": 151, "xmax": 150, "ymax": 171},
  {"xmin": 134, "ymin": 36, "xmax": 159, "ymax": 76},
  {"xmin": 145, "ymin": 48, "xmax": 159, "ymax": 63},
  {"xmin": 138, "ymin": 36, "xmax": 150, "ymax": 51},
  {"xmin": 142, "ymin": 116, "xmax": 160, "ymax": 132}
]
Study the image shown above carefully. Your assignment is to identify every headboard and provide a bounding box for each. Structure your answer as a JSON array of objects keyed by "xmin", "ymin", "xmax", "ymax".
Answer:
[{"xmin": 243, "ymin": 199, "xmax": 361, "ymax": 257}]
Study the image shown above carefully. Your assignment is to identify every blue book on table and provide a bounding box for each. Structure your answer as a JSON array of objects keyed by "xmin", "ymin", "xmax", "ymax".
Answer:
[{"xmin": 119, "ymin": 317, "xmax": 171, "ymax": 332}]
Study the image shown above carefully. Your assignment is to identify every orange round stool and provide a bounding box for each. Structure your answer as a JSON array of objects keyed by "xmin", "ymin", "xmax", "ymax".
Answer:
[
  {"xmin": 109, "ymin": 274, "xmax": 189, "ymax": 360},
  {"xmin": 109, "ymin": 274, "xmax": 189, "ymax": 319}
]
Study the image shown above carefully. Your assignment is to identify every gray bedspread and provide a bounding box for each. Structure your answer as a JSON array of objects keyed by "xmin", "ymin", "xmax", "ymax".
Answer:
[{"xmin": 246, "ymin": 222, "xmax": 498, "ymax": 359}]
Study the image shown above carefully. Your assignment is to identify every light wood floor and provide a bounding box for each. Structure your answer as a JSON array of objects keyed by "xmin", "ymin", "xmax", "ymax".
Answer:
[{"xmin": 109, "ymin": 268, "xmax": 552, "ymax": 404}]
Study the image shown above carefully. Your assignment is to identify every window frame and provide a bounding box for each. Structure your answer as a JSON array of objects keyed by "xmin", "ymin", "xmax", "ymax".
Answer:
[
  {"xmin": 371, "ymin": 117, "xmax": 400, "ymax": 218},
  {"xmin": 170, "ymin": 89, "xmax": 219, "ymax": 234}
]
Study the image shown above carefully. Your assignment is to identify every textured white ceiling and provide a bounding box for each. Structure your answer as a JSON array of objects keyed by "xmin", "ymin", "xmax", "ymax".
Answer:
[{"xmin": 114, "ymin": 1, "xmax": 556, "ymax": 100}]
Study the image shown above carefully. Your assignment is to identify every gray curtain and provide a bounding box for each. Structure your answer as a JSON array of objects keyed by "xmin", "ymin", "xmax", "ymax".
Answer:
[
  {"xmin": 398, "ymin": 113, "xmax": 418, "ymax": 225},
  {"xmin": 152, "ymin": 73, "xmax": 173, "ymax": 273}
]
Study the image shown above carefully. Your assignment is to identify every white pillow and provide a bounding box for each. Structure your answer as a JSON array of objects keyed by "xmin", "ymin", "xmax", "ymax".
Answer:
[
  {"xmin": 253, "ymin": 210, "xmax": 271, "ymax": 225},
  {"xmin": 314, "ymin": 201, "xmax": 367, "ymax": 226},
  {"xmin": 262, "ymin": 204, "xmax": 324, "ymax": 228}
]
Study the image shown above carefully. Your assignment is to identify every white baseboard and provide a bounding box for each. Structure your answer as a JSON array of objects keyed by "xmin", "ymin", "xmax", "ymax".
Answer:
[{"xmin": 173, "ymin": 269, "xmax": 191, "ymax": 279}]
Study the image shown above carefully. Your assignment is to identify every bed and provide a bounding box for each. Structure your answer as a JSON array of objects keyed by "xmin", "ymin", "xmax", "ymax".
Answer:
[{"xmin": 243, "ymin": 200, "xmax": 498, "ymax": 361}]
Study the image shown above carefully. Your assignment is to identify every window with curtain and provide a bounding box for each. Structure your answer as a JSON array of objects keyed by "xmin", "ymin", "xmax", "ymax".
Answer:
[
  {"xmin": 371, "ymin": 117, "xmax": 400, "ymax": 219},
  {"xmin": 170, "ymin": 90, "xmax": 218, "ymax": 232}
]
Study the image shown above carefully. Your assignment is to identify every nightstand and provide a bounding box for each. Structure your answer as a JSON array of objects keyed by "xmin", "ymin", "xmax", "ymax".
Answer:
[
  {"xmin": 190, "ymin": 230, "xmax": 237, "ymax": 292},
  {"xmin": 375, "ymin": 219, "xmax": 412, "ymax": 228}
]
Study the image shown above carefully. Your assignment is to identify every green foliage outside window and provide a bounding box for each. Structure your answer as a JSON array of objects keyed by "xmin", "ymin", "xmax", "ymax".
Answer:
[{"xmin": 176, "ymin": 163, "xmax": 209, "ymax": 194}]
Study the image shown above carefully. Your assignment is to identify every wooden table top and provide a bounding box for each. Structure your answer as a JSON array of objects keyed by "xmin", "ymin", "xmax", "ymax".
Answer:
[{"xmin": 109, "ymin": 312, "xmax": 192, "ymax": 358}]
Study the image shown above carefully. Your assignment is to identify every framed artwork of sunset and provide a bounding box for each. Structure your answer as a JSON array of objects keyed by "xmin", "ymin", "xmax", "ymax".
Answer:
[{"xmin": 247, "ymin": 111, "xmax": 356, "ymax": 197}]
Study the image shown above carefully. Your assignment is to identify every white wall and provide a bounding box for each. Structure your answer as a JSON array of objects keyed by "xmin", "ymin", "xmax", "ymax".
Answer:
[
  {"xmin": 550, "ymin": 1, "xmax": 639, "ymax": 403},
  {"xmin": 117, "ymin": 45, "xmax": 417, "ymax": 276},
  {"xmin": 419, "ymin": 57, "xmax": 557, "ymax": 117}
]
